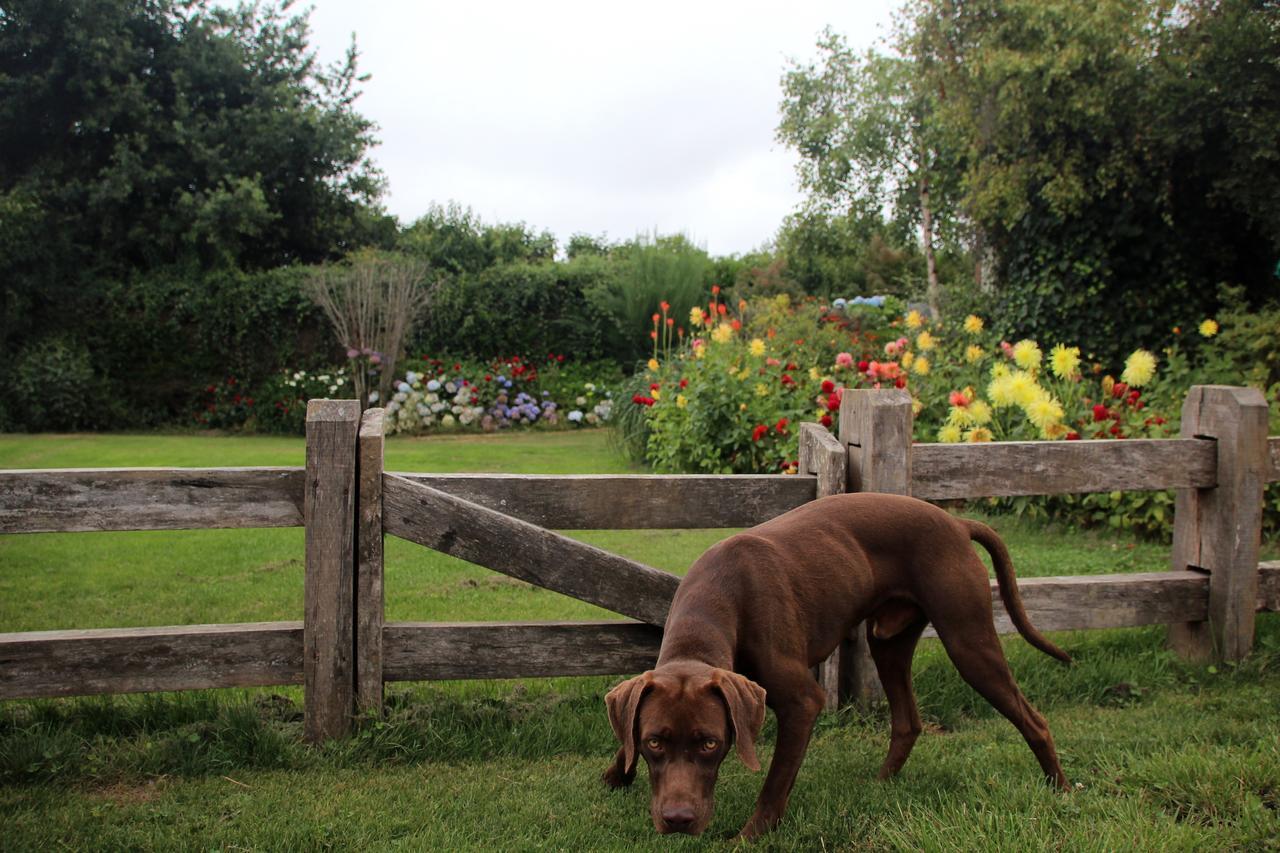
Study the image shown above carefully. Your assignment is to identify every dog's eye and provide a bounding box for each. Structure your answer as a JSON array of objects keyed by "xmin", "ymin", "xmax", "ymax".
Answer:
[
  {"xmin": 701, "ymin": 739, "xmax": 719, "ymax": 752},
  {"xmin": 645, "ymin": 737, "xmax": 662, "ymax": 751}
]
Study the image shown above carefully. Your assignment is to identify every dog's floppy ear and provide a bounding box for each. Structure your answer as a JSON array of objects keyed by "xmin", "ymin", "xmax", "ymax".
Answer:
[
  {"xmin": 605, "ymin": 672, "xmax": 655, "ymax": 774},
  {"xmin": 711, "ymin": 669, "xmax": 767, "ymax": 771}
]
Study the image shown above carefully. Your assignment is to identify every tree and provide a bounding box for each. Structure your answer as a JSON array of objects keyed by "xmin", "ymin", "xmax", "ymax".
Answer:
[
  {"xmin": 777, "ymin": 30, "xmax": 953, "ymax": 313},
  {"xmin": 0, "ymin": 0, "xmax": 389, "ymax": 359},
  {"xmin": 901, "ymin": 0, "xmax": 1280, "ymax": 361}
]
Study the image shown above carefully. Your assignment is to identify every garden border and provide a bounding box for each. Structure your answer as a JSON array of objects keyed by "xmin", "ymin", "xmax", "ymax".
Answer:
[{"xmin": 0, "ymin": 387, "xmax": 1277, "ymax": 739}]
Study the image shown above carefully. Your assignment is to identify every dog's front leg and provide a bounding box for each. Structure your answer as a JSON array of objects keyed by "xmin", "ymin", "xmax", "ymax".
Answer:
[
  {"xmin": 601, "ymin": 745, "xmax": 635, "ymax": 789},
  {"xmin": 737, "ymin": 678, "xmax": 825, "ymax": 840}
]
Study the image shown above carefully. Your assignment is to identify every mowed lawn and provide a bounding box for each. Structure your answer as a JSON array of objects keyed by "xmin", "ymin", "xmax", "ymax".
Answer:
[{"xmin": 1, "ymin": 429, "xmax": 1278, "ymax": 850}]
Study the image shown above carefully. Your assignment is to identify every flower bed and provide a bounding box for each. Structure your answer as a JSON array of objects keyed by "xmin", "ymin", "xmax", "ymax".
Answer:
[{"xmin": 625, "ymin": 289, "xmax": 1279, "ymax": 537}]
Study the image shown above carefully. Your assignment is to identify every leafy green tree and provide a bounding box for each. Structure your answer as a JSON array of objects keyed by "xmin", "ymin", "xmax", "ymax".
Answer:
[
  {"xmin": 0, "ymin": 0, "xmax": 390, "ymax": 424},
  {"xmin": 398, "ymin": 203, "xmax": 556, "ymax": 274},
  {"xmin": 778, "ymin": 29, "xmax": 954, "ymax": 312},
  {"xmin": 902, "ymin": 0, "xmax": 1280, "ymax": 361}
]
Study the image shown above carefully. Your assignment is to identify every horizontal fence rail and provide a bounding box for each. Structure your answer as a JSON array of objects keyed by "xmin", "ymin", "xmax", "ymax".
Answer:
[
  {"xmin": 393, "ymin": 472, "xmax": 818, "ymax": 529},
  {"xmin": 910, "ymin": 438, "xmax": 1219, "ymax": 500},
  {"xmin": 0, "ymin": 622, "xmax": 303, "ymax": 700},
  {"xmin": 382, "ymin": 621, "xmax": 663, "ymax": 681},
  {"xmin": 0, "ymin": 468, "xmax": 305, "ymax": 533}
]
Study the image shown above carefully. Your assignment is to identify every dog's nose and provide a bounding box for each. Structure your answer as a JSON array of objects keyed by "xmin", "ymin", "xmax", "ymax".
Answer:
[{"xmin": 661, "ymin": 805, "xmax": 697, "ymax": 832}]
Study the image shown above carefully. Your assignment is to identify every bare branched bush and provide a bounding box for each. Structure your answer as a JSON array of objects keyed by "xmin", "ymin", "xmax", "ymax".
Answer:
[{"xmin": 307, "ymin": 250, "xmax": 438, "ymax": 408}]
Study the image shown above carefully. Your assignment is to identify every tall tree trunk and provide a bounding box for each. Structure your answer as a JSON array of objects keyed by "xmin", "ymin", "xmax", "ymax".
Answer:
[{"xmin": 919, "ymin": 174, "xmax": 941, "ymax": 316}]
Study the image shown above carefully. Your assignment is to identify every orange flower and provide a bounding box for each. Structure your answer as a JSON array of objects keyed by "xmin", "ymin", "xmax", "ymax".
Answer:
[{"xmin": 660, "ymin": 301, "xmax": 670, "ymax": 312}]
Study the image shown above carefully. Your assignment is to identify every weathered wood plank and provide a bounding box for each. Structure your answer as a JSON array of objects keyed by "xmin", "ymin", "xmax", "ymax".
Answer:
[
  {"xmin": 1259, "ymin": 562, "xmax": 1280, "ymax": 612},
  {"xmin": 800, "ymin": 423, "xmax": 850, "ymax": 710},
  {"xmin": 383, "ymin": 474, "xmax": 679, "ymax": 625},
  {"xmin": 390, "ymin": 473, "xmax": 816, "ymax": 529},
  {"xmin": 911, "ymin": 438, "xmax": 1217, "ymax": 500},
  {"xmin": 1169, "ymin": 387, "xmax": 1269, "ymax": 662},
  {"xmin": 383, "ymin": 621, "xmax": 662, "ymax": 681},
  {"xmin": 356, "ymin": 408, "xmax": 385, "ymax": 716},
  {"xmin": 0, "ymin": 622, "xmax": 302, "ymax": 700},
  {"xmin": 839, "ymin": 389, "xmax": 913, "ymax": 706},
  {"xmin": 0, "ymin": 468, "xmax": 305, "ymax": 533},
  {"xmin": 304, "ymin": 400, "xmax": 360, "ymax": 742},
  {"xmin": 1268, "ymin": 437, "xmax": 1280, "ymax": 483}
]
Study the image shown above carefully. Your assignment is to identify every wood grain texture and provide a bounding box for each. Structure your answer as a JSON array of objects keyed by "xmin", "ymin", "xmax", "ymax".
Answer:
[
  {"xmin": 1268, "ymin": 437, "xmax": 1280, "ymax": 483},
  {"xmin": 383, "ymin": 475, "xmax": 679, "ymax": 625},
  {"xmin": 1168, "ymin": 386, "xmax": 1269, "ymax": 662},
  {"xmin": 923, "ymin": 572, "xmax": 1210, "ymax": 638},
  {"xmin": 0, "ymin": 467, "xmax": 305, "ymax": 533},
  {"xmin": 1259, "ymin": 562, "xmax": 1280, "ymax": 612},
  {"xmin": 355, "ymin": 408, "xmax": 385, "ymax": 715},
  {"xmin": 910, "ymin": 438, "xmax": 1217, "ymax": 500},
  {"xmin": 0, "ymin": 622, "xmax": 302, "ymax": 700},
  {"xmin": 304, "ymin": 400, "xmax": 360, "ymax": 742},
  {"xmin": 390, "ymin": 473, "xmax": 816, "ymax": 529},
  {"xmin": 382, "ymin": 621, "xmax": 662, "ymax": 681},
  {"xmin": 838, "ymin": 390, "xmax": 913, "ymax": 707},
  {"xmin": 800, "ymin": 423, "xmax": 850, "ymax": 711}
]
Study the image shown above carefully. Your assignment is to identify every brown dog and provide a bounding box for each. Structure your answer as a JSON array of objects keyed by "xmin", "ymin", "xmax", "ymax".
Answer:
[{"xmin": 603, "ymin": 492, "xmax": 1071, "ymax": 838}]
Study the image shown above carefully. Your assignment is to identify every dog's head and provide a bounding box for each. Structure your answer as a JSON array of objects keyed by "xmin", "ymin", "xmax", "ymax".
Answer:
[{"xmin": 605, "ymin": 662, "xmax": 766, "ymax": 835}]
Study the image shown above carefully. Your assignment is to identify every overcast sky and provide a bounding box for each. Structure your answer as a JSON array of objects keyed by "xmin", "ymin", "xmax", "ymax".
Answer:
[{"xmin": 301, "ymin": 1, "xmax": 898, "ymax": 256}]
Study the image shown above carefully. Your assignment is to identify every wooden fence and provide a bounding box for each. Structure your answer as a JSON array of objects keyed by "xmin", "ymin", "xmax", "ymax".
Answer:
[{"xmin": 1, "ymin": 386, "xmax": 1278, "ymax": 741}]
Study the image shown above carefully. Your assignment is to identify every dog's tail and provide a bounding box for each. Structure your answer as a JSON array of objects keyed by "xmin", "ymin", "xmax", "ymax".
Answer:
[{"xmin": 964, "ymin": 519, "xmax": 1072, "ymax": 664}]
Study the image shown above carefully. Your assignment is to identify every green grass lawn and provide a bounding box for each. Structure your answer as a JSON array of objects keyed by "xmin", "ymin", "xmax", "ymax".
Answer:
[{"xmin": 1, "ymin": 429, "xmax": 1278, "ymax": 850}]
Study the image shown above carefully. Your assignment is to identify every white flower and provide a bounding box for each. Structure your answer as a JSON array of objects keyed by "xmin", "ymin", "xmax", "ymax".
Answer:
[
  {"xmin": 394, "ymin": 392, "xmax": 407, "ymax": 403},
  {"xmin": 396, "ymin": 382, "xmax": 410, "ymax": 393},
  {"xmin": 386, "ymin": 401, "xmax": 400, "ymax": 413},
  {"xmin": 416, "ymin": 403, "xmax": 430, "ymax": 415},
  {"xmin": 405, "ymin": 371, "xmax": 418, "ymax": 384},
  {"xmin": 584, "ymin": 382, "xmax": 596, "ymax": 391},
  {"xmin": 318, "ymin": 375, "xmax": 331, "ymax": 382},
  {"xmin": 575, "ymin": 396, "xmax": 587, "ymax": 406},
  {"xmin": 441, "ymin": 414, "xmax": 456, "ymax": 426},
  {"xmin": 368, "ymin": 391, "xmax": 380, "ymax": 403},
  {"xmin": 426, "ymin": 379, "xmax": 441, "ymax": 392},
  {"xmin": 336, "ymin": 377, "xmax": 345, "ymax": 386},
  {"xmin": 568, "ymin": 410, "xmax": 584, "ymax": 422},
  {"xmin": 585, "ymin": 412, "xmax": 599, "ymax": 424}
]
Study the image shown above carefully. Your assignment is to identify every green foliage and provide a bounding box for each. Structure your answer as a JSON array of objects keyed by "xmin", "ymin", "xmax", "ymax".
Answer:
[
  {"xmin": 585, "ymin": 233, "xmax": 712, "ymax": 365},
  {"xmin": 7, "ymin": 336, "xmax": 107, "ymax": 431},
  {"xmin": 774, "ymin": 205, "xmax": 922, "ymax": 298},
  {"xmin": 412, "ymin": 257, "xmax": 614, "ymax": 362},
  {"xmin": 398, "ymin": 203, "xmax": 556, "ymax": 274},
  {"xmin": 901, "ymin": 0, "xmax": 1280, "ymax": 363}
]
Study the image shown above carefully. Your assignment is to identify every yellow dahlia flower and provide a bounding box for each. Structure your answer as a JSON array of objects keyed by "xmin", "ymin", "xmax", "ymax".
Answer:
[
  {"xmin": 1025, "ymin": 394, "xmax": 1065, "ymax": 430},
  {"xmin": 965, "ymin": 427, "xmax": 994, "ymax": 443},
  {"xmin": 938, "ymin": 424, "xmax": 963, "ymax": 443},
  {"xmin": 906, "ymin": 309, "xmax": 924, "ymax": 329},
  {"xmin": 912, "ymin": 356, "xmax": 931, "ymax": 376},
  {"xmin": 916, "ymin": 331, "xmax": 937, "ymax": 351},
  {"xmin": 749, "ymin": 338, "xmax": 766, "ymax": 356},
  {"xmin": 964, "ymin": 315, "xmax": 984, "ymax": 334},
  {"xmin": 711, "ymin": 323, "xmax": 733, "ymax": 344},
  {"xmin": 1199, "ymin": 319, "xmax": 1219, "ymax": 338},
  {"xmin": 676, "ymin": 394, "xmax": 688, "ymax": 408},
  {"xmin": 1121, "ymin": 349, "xmax": 1157, "ymax": 387},
  {"xmin": 1012, "ymin": 339, "xmax": 1042, "ymax": 371},
  {"xmin": 647, "ymin": 358, "xmax": 660, "ymax": 372},
  {"xmin": 968, "ymin": 399, "xmax": 993, "ymax": 425},
  {"xmin": 1049, "ymin": 344, "xmax": 1080, "ymax": 380},
  {"xmin": 965, "ymin": 344, "xmax": 984, "ymax": 363}
]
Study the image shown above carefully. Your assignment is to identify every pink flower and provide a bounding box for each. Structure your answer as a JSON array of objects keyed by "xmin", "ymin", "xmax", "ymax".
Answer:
[{"xmin": 835, "ymin": 352, "xmax": 854, "ymax": 368}]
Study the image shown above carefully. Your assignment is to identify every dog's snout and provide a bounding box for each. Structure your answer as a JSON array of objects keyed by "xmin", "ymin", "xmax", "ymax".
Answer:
[{"xmin": 660, "ymin": 804, "xmax": 697, "ymax": 833}]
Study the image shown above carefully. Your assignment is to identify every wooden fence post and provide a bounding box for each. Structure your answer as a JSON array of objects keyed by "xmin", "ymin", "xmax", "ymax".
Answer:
[
  {"xmin": 1168, "ymin": 385, "xmax": 1269, "ymax": 662},
  {"xmin": 304, "ymin": 399, "xmax": 360, "ymax": 742},
  {"xmin": 799, "ymin": 423, "xmax": 850, "ymax": 711},
  {"xmin": 838, "ymin": 388, "xmax": 914, "ymax": 707},
  {"xmin": 356, "ymin": 407, "xmax": 386, "ymax": 717}
]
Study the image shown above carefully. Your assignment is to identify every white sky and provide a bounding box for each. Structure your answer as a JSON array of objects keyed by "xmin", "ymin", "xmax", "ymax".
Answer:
[{"xmin": 302, "ymin": 1, "xmax": 898, "ymax": 256}]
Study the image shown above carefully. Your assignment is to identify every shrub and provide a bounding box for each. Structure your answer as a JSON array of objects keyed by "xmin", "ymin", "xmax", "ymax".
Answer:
[{"xmin": 8, "ymin": 336, "xmax": 107, "ymax": 431}]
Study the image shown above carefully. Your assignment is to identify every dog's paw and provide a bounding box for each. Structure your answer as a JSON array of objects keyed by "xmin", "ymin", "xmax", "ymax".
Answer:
[{"xmin": 601, "ymin": 763, "xmax": 634, "ymax": 789}]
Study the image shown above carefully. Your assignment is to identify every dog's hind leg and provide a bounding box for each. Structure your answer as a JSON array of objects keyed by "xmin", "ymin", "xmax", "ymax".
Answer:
[
  {"xmin": 867, "ymin": 615, "xmax": 929, "ymax": 780},
  {"xmin": 932, "ymin": 615, "xmax": 1068, "ymax": 788}
]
